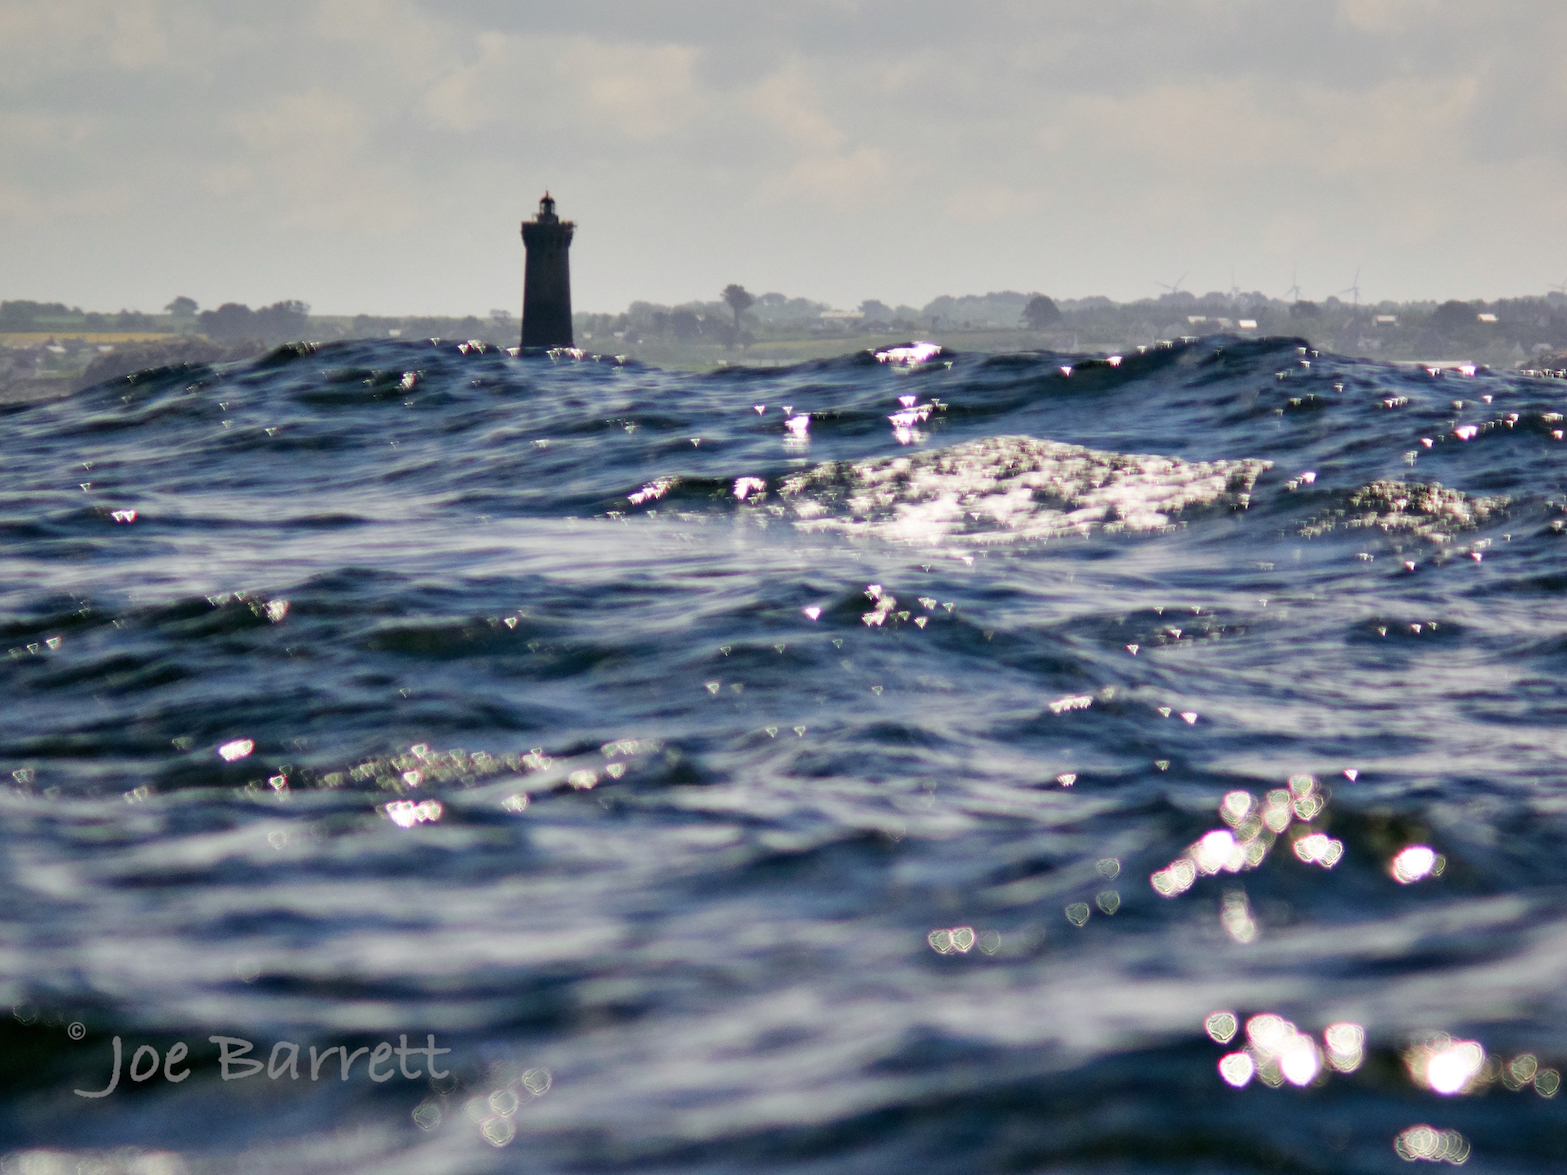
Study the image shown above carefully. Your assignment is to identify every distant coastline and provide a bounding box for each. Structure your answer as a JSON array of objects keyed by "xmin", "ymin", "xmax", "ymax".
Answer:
[{"xmin": 4, "ymin": 289, "xmax": 1565, "ymax": 398}]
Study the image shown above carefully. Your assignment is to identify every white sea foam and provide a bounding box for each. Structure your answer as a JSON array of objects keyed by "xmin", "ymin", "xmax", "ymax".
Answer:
[
  {"xmin": 1299, "ymin": 479, "xmax": 1507, "ymax": 541},
  {"xmin": 779, "ymin": 435, "xmax": 1270, "ymax": 545}
]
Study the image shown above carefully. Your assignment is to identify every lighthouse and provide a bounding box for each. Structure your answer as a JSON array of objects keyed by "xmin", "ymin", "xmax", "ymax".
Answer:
[{"xmin": 520, "ymin": 193, "xmax": 575, "ymax": 349}]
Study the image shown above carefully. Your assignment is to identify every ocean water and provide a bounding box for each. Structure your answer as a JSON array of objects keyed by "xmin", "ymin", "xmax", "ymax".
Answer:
[{"xmin": 3, "ymin": 336, "xmax": 1567, "ymax": 1173}]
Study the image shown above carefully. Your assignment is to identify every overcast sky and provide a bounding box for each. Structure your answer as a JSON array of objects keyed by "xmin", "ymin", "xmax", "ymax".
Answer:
[{"xmin": 3, "ymin": 0, "xmax": 1565, "ymax": 315}]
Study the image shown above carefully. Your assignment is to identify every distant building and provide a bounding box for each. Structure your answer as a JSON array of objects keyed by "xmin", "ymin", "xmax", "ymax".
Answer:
[
  {"xmin": 1375, "ymin": 315, "xmax": 1398, "ymax": 326},
  {"xmin": 520, "ymin": 193, "xmax": 574, "ymax": 348},
  {"xmin": 1477, "ymin": 313, "xmax": 1498, "ymax": 323}
]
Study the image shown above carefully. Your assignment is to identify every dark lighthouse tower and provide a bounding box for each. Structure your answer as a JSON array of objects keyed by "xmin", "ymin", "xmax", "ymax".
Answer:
[{"xmin": 520, "ymin": 192, "xmax": 575, "ymax": 349}]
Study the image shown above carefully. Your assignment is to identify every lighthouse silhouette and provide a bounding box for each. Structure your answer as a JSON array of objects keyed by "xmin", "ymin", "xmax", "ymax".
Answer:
[{"xmin": 520, "ymin": 193, "xmax": 574, "ymax": 349}]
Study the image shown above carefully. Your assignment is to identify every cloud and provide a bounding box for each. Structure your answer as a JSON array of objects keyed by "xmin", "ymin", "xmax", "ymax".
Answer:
[
  {"xmin": 0, "ymin": 111, "xmax": 101, "ymax": 150},
  {"xmin": 0, "ymin": 0, "xmax": 212, "ymax": 85},
  {"xmin": 558, "ymin": 40, "xmax": 706, "ymax": 141},
  {"xmin": 198, "ymin": 163, "xmax": 255, "ymax": 198},
  {"xmin": 232, "ymin": 89, "xmax": 421, "ymax": 232},
  {"xmin": 0, "ymin": 180, "xmax": 130, "ymax": 223},
  {"xmin": 104, "ymin": 0, "xmax": 175, "ymax": 69},
  {"xmin": 778, "ymin": 146, "xmax": 888, "ymax": 208},
  {"xmin": 0, "ymin": 0, "xmax": 1564, "ymax": 310},
  {"xmin": 423, "ymin": 32, "xmax": 517, "ymax": 132},
  {"xmin": 739, "ymin": 61, "xmax": 897, "ymax": 209},
  {"xmin": 944, "ymin": 185, "xmax": 1039, "ymax": 223},
  {"xmin": 746, "ymin": 63, "xmax": 846, "ymax": 152},
  {"xmin": 1334, "ymin": 0, "xmax": 1455, "ymax": 34}
]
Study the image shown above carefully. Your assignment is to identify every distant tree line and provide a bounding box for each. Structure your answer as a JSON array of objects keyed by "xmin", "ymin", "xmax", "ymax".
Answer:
[
  {"xmin": 196, "ymin": 301, "xmax": 312, "ymax": 343},
  {"xmin": 0, "ymin": 301, "xmax": 163, "ymax": 333},
  {"xmin": 588, "ymin": 288, "xmax": 1069, "ymax": 342},
  {"xmin": 0, "ymin": 297, "xmax": 315, "ymax": 345}
]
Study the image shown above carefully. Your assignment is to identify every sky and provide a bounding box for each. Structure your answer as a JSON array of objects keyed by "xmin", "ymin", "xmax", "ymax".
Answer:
[{"xmin": 2, "ymin": 0, "xmax": 1565, "ymax": 316}]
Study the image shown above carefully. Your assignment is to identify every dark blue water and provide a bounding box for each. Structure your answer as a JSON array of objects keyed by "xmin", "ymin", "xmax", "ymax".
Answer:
[{"xmin": 4, "ymin": 336, "xmax": 1567, "ymax": 1173}]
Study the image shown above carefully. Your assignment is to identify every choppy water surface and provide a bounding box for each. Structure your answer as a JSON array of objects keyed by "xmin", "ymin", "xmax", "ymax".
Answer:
[{"xmin": 4, "ymin": 337, "xmax": 1567, "ymax": 1172}]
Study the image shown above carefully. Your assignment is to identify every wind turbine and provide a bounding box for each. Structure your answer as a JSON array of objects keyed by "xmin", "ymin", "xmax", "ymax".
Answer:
[
  {"xmin": 1156, "ymin": 273, "xmax": 1187, "ymax": 297},
  {"xmin": 1227, "ymin": 268, "xmax": 1242, "ymax": 305},
  {"xmin": 1341, "ymin": 267, "xmax": 1363, "ymax": 314},
  {"xmin": 1286, "ymin": 268, "xmax": 1302, "ymax": 304},
  {"xmin": 1551, "ymin": 277, "xmax": 1567, "ymax": 295}
]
